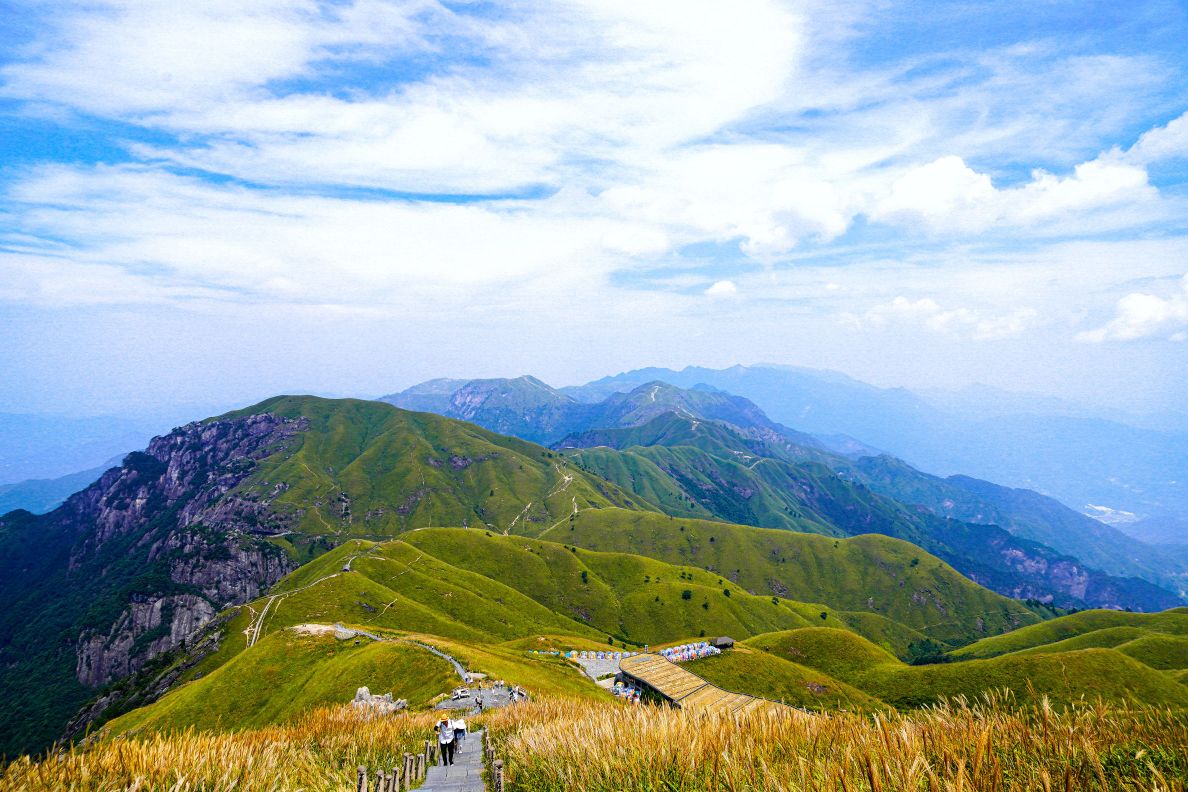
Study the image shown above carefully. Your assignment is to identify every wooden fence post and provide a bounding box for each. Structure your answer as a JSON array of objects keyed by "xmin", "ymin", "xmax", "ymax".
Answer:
[
  {"xmin": 357, "ymin": 765, "xmax": 368, "ymax": 792},
  {"xmin": 390, "ymin": 765, "xmax": 399, "ymax": 792},
  {"xmin": 403, "ymin": 753, "xmax": 413, "ymax": 790},
  {"xmin": 494, "ymin": 759, "xmax": 504, "ymax": 792},
  {"xmin": 373, "ymin": 769, "xmax": 383, "ymax": 792}
]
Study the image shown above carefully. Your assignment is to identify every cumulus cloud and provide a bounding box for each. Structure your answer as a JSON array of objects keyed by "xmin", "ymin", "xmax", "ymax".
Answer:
[
  {"xmin": 840, "ymin": 296, "xmax": 1038, "ymax": 341},
  {"xmin": 705, "ymin": 280, "xmax": 738, "ymax": 297},
  {"xmin": 1076, "ymin": 276, "xmax": 1188, "ymax": 342},
  {"xmin": 872, "ymin": 155, "xmax": 1155, "ymax": 234}
]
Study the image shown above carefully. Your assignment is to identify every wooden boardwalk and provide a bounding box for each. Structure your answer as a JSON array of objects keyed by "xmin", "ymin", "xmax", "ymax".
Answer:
[{"xmin": 619, "ymin": 654, "xmax": 788, "ymax": 715}]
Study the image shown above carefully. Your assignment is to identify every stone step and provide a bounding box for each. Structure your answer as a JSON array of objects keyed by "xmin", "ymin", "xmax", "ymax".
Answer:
[{"xmin": 420, "ymin": 729, "xmax": 488, "ymax": 792}]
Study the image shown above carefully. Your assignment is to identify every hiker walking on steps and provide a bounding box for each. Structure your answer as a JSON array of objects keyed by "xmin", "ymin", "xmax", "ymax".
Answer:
[
  {"xmin": 437, "ymin": 717, "xmax": 456, "ymax": 766},
  {"xmin": 452, "ymin": 715, "xmax": 467, "ymax": 748}
]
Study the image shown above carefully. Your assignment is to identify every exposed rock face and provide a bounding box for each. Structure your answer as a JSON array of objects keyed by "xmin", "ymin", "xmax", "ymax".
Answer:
[
  {"xmin": 961, "ymin": 527, "xmax": 1183, "ymax": 611},
  {"xmin": 76, "ymin": 594, "xmax": 216, "ymax": 687},
  {"xmin": 58, "ymin": 414, "xmax": 307, "ymax": 688},
  {"xmin": 0, "ymin": 413, "xmax": 311, "ymax": 717}
]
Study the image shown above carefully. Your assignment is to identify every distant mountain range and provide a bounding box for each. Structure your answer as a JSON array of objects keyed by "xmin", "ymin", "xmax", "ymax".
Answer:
[
  {"xmin": 0, "ymin": 413, "xmax": 155, "ymax": 486},
  {"xmin": 382, "ymin": 376, "xmax": 1187, "ymax": 605},
  {"xmin": 0, "ymin": 456, "xmax": 124, "ymax": 515},
  {"xmin": 560, "ymin": 366, "xmax": 1188, "ymax": 528}
]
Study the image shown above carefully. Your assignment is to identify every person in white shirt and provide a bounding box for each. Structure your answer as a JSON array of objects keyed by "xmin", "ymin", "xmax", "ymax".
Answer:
[{"xmin": 437, "ymin": 717, "xmax": 455, "ymax": 766}]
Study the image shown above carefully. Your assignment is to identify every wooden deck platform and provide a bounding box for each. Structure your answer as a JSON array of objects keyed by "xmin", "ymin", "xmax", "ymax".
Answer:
[{"xmin": 618, "ymin": 653, "xmax": 788, "ymax": 716}]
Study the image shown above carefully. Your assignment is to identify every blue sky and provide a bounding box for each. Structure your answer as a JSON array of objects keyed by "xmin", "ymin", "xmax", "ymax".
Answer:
[{"xmin": 1, "ymin": 0, "xmax": 1187, "ymax": 416}]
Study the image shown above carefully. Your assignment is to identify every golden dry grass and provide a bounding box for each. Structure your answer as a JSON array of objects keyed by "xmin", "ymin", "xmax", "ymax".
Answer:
[
  {"xmin": 480, "ymin": 693, "xmax": 1188, "ymax": 792},
  {"xmin": 6, "ymin": 694, "xmax": 1186, "ymax": 791},
  {"xmin": 0, "ymin": 707, "xmax": 442, "ymax": 792}
]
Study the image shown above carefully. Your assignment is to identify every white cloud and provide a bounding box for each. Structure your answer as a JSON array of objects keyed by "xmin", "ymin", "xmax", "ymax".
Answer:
[
  {"xmin": 872, "ymin": 154, "xmax": 1156, "ymax": 234},
  {"xmin": 840, "ymin": 296, "xmax": 1038, "ymax": 341},
  {"xmin": 4, "ymin": 0, "xmax": 805, "ymax": 197},
  {"xmin": 0, "ymin": 0, "xmax": 437, "ymax": 115},
  {"xmin": 0, "ymin": 164, "xmax": 665, "ymax": 309},
  {"xmin": 0, "ymin": 0, "xmax": 1184, "ymax": 329},
  {"xmin": 705, "ymin": 280, "xmax": 738, "ymax": 297},
  {"xmin": 1077, "ymin": 276, "xmax": 1188, "ymax": 343},
  {"xmin": 1126, "ymin": 110, "xmax": 1188, "ymax": 165}
]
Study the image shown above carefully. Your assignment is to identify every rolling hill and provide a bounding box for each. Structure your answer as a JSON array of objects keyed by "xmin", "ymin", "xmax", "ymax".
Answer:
[
  {"xmin": 92, "ymin": 528, "xmax": 1188, "ymax": 745},
  {"xmin": 560, "ymin": 429, "xmax": 1180, "ymax": 613},
  {"xmin": 950, "ymin": 608, "xmax": 1188, "ymax": 661},
  {"xmin": 743, "ymin": 627, "xmax": 1188, "ymax": 710},
  {"xmin": 547, "ymin": 508, "xmax": 1040, "ymax": 646}
]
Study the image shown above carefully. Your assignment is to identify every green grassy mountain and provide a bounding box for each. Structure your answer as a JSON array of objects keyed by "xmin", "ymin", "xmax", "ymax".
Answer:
[
  {"xmin": 0, "ymin": 396, "xmax": 646, "ymax": 757},
  {"xmin": 950, "ymin": 608, "xmax": 1188, "ymax": 661},
  {"xmin": 168, "ymin": 526, "xmax": 955, "ymax": 678},
  {"xmin": 561, "ymin": 427, "xmax": 1181, "ymax": 613},
  {"xmin": 101, "ymin": 531, "xmax": 1188, "ymax": 739},
  {"xmin": 742, "ymin": 627, "xmax": 1188, "ymax": 710},
  {"xmin": 386, "ymin": 376, "xmax": 1184, "ymax": 611},
  {"xmin": 547, "ymin": 508, "xmax": 1040, "ymax": 646},
  {"xmin": 559, "ymin": 364, "xmax": 1188, "ymax": 532},
  {"xmin": 221, "ymin": 395, "xmax": 645, "ymax": 538},
  {"xmin": 4, "ymin": 391, "xmax": 1180, "ymax": 757}
]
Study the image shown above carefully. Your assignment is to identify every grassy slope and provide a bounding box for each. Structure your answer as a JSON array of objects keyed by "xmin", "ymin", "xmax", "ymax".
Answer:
[
  {"xmin": 401, "ymin": 528, "xmax": 825, "ymax": 647},
  {"xmin": 746, "ymin": 628, "xmax": 1188, "ymax": 710},
  {"xmin": 108, "ymin": 631, "xmax": 608, "ymax": 737},
  {"xmin": 415, "ymin": 636, "xmax": 607, "ymax": 703},
  {"xmin": 833, "ymin": 611, "xmax": 932, "ymax": 658},
  {"xmin": 1115, "ymin": 633, "xmax": 1188, "ymax": 670},
  {"xmin": 951, "ymin": 609, "xmax": 1188, "ymax": 660},
  {"xmin": 221, "ymin": 396, "xmax": 649, "ymax": 538},
  {"xmin": 1001, "ymin": 628, "xmax": 1188, "ymax": 671},
  {"xmin": 107, "ymin": 631, "xmax": 457, "ymax": 735},
  {"xmin": 690, "ymin": 646, "xmax": 887, "ymax": 713},
  {"xmin": 567, "ymin": 434, "xmax": 870, "ymax": 536},
  {"xmin": 549, "ymin": 508, "xmax": 1039, "ymax": 646},
  {"xmin": 159, "ymin": 525, "xmax": 958, "ymax": 722}
]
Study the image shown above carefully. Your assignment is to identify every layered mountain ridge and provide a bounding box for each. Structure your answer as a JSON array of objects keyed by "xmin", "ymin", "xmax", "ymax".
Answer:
[
  {"xmin": 383, "ymin": 376, "xmax": 1186, "ymax": 606},
  {"xmin": 2, "ymin": 388, "xmax": 1184, "ymax": 757}
]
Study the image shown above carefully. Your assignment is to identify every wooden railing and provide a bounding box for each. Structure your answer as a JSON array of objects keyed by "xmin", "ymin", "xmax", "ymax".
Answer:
[
  {"xmin": 483, "ymin": 729, "xmax": 505, "ymax": 792},
  {"xmin": 355, "ymin": 738, "xmax": 436, "ymax": 791}
]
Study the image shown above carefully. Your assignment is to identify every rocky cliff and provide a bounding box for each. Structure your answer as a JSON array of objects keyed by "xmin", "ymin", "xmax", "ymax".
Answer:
[{"xmin": 0, "ymin": 413, "xmax": 306, "ymax": 755}]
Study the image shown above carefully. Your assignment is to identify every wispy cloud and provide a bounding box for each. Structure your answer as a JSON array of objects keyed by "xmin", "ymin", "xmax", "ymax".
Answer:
[
  {"xmin": 0, "ymin": 0, "xmax": 1187, "ymax": 411},
  {"xmin": 839, "ymin": 296, "xmax": 1038, "ymax": 341}
]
